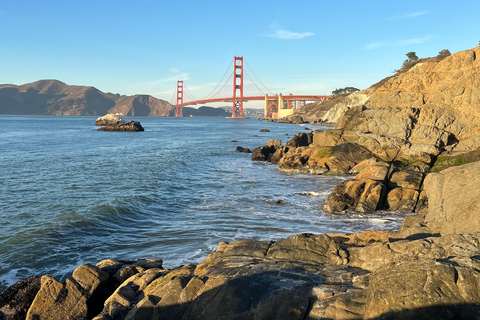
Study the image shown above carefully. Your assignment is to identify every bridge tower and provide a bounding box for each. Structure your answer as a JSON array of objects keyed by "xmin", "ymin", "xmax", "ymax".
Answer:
[
  {"xmin": 176, "ymin": 80, "xmax": 184, "ymax": 117},
  {"xmin": 231, "ymin": 56, "xmax": 244, "ymax": 118}
]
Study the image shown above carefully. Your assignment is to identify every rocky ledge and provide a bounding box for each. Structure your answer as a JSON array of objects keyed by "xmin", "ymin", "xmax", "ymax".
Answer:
[
  {"xmin": 95, "ymin": 114, "xmax": 144, "ymax": 132},
  {"xmin": 2, "ymin": 206, "xmax": 480, "ymax": 319}
]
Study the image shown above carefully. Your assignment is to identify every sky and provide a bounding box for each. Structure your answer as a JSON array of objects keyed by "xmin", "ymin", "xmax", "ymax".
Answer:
[{"xmin": 1, "ymin": 0, "xmax": 480, "ymax": 108}]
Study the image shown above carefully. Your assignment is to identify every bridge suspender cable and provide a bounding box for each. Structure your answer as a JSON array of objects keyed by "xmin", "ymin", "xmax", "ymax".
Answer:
[
  {"xmin": 202, "ymin": 58, "xmax": 235, "ymax": 100},
  {"xmin": 245, "ymin": 60, "xmax": 274, "ymax": 96}
]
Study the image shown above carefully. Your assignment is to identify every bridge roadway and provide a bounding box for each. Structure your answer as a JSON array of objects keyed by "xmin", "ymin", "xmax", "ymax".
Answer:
[{"xmin": 176, "ymin": 94, "xmax": 330, "ymax": 107}]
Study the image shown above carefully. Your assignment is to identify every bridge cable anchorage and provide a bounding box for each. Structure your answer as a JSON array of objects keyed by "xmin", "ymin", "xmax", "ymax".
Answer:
[
  {"xmin": 245, "ymin": 60, "xmax": 274, "ymax": 96},
  {"xmin": 202, "ymin": 58, "xmax": 235, "ymax": 100}
]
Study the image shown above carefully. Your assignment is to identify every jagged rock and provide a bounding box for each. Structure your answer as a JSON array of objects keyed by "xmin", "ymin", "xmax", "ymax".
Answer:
[
  {"xmin": 251, "ymin": 139, "xmax": 282, "ymax": 162},
  {"xmin": 0, "ymin": 276, "xmax": 41, "ymax": 320},
  {"xmin": 284, "ymin": 132, "xmax": 312, "ymax": 148},
  {"xmin": 323, "ymin": 179, "xmax": 387, "ymax": 213}
]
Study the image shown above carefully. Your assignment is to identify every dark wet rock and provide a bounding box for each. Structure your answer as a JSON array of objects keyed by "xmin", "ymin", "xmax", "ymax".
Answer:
[
  {"xmin": 260, "ymin": 129, "xmax": 270, "ymax": 132},
  {"xmin": 251, "ymin": 139, "xmax": 282, "ymax": 162},
  {"xmin": 284, "ymin": 132, "xmax": 312, "ymax": 148},
  {"xmin": 0, "ymin": 276, "xmax": 40, "ymax": 320},
  {"xmin": 97, "ymin": 121, "xmax": 144, "ymax": 132},
  {"xmin": 235, "ymin": 146, "xmax": 251, "ymax": 153}
]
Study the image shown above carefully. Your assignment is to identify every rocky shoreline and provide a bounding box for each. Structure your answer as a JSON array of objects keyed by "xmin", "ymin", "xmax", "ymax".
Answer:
[{"xmin": 2, "ymin": 46, "xmax": 480, "ymax": 319}]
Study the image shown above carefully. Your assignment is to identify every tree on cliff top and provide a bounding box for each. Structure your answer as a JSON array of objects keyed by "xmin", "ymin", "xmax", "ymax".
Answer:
[
  {"xmin": 393, "ymin": 52, "xmax": 420, "ymax": 73},
  {"xmin": 436, "ymin": 49, "xmax": 451, "ymax": 61},
  {"xmin": 332, "ymin": 87, "xmax": 360, "ymax": 96}
]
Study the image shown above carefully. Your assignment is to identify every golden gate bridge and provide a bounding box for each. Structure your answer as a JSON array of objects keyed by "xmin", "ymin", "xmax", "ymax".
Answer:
[{"xmin": 172, "ymin": 57, "xmax": 330, "ymax": 118}]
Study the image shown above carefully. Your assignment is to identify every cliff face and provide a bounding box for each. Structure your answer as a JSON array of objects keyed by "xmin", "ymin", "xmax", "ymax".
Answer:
[
  {"xmin": 0, "ymin": 80, "xmax": 174, "ymax": 116},
  {"xmin": 306, "ymin": 46, "xmax": 480, "ymax": 157}
]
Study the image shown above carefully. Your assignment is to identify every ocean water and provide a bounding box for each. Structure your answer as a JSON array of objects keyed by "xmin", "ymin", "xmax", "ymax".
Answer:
[{"xmin": 0, "ymin": 116, "xmax": 405, "ymax": 291}]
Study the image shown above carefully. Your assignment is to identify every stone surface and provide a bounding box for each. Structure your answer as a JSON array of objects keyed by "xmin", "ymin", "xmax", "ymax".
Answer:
[
  {"xmin": 386, "ymin": 187, "xmax": 419, "ymax": 212},
  {"xmin": 26, "ymin": 276, "xmax": 88, "ymax": 320},
  {"xmin": 72, "ymin": 264, "xmax": 109, "ymax": 295},
  {"xmin": 424, "ymin": 161, "xmax": 480, "ymax": 235}
]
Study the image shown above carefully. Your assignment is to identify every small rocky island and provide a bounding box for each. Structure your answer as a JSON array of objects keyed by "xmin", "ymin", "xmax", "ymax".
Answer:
[
  {"xmin": 2, "ymin": 46, "xmax": 480, "ymax": 320},
  {"xmin": 95, "ymin": 114, "xmax": 144, "ymax": 132}
]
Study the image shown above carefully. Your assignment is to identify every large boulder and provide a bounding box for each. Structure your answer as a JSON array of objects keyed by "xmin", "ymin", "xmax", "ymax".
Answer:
[
  {"xmin": 97, "ymin": 121, "xmax": 144, "ymax": 132},
  {"xmin": 323, "ymin": 179, "xmax": 386, "ymax": 213},
  {"xmin": 95, "ymin": 114, "xmax": 144, "ymax": 132},
  {"xmin": 424, "ymin": 161, "xmax": 480, "ymax": 235}
]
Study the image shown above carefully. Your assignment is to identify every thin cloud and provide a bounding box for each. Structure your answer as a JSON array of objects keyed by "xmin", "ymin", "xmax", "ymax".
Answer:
[
  {"xmin": 363, "ymin": 36, "xmax": 430, "ymax": 50},
  {"xmin": 396, "ymin": 36, "xmax": 430, "ymax": 46},
  {"xmin": 391, "ymin": 10, "xmax": 430, "ymax": 20},
  {"xmin": 363, "ymin": 42, "xmax": 386, "ymax": 50},
  {"xmin": 265, "ymin": 24, "xmax": 314, "ymax": 40}
]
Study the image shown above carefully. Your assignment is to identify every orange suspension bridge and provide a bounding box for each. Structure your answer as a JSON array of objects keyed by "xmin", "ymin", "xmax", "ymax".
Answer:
[{"xmin": 172, "ymin": 57, "xmax": 330, "ymax": 118}]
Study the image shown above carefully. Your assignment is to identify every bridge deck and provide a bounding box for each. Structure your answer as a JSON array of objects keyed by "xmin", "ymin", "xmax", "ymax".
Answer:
[{"xmin": 177, "ymin": 95, "xmax": 329, "ymax": 107}]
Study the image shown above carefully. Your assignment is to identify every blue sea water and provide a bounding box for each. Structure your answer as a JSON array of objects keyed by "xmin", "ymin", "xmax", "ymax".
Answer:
[{"xmin": 0, "ymin": 116, "xmax": 404, "ymax": 291}]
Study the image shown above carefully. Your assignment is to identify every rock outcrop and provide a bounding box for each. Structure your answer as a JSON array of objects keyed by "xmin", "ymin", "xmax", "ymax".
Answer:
[
  {"xmin": 253, "ymin": 45, "xmax": 480, "ymax": 214},
  {"xmin": 5, "ymin": 229, "xmax": 480, "ymax": 319},
  {"xmin": 95, "ymin": 114, "xmax": 144, "ymax": 132}
]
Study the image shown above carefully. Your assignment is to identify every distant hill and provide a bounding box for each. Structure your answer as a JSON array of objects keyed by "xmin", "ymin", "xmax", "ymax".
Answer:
[
  {"xmin": 183, "ymin": 106, "xmax": 229, "ymax": 117},
  {"xmin": 0, "ymin": 80, "xmax": 174, "ymax": 116}
]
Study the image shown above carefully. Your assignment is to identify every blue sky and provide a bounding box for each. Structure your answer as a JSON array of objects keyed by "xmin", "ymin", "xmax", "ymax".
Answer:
[{"xmin": 1, "ymin": 0, "xmax": 479, "ymax": 107}]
